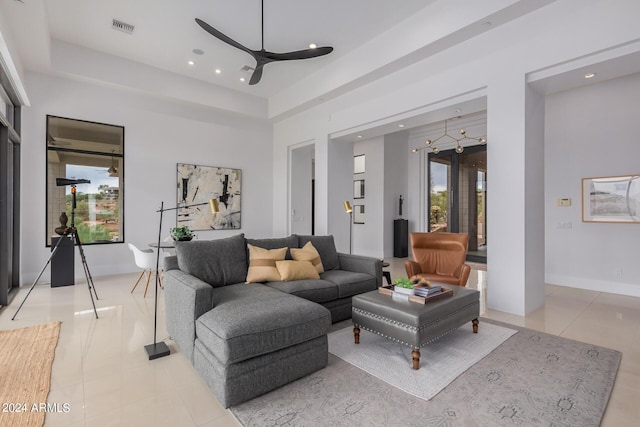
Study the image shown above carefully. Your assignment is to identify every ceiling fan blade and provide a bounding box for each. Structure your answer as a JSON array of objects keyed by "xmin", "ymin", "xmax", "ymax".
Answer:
[
  {"xmin": 263, "ymin": 46, "xmax": 333, "ymax": 61},
  {"xmin": 195, "ymin": 18, "xmax": 256, "ymax": 58},
  {"xmin": 249, "ymin": 64, "xmax": 264, "ymax": 85}
]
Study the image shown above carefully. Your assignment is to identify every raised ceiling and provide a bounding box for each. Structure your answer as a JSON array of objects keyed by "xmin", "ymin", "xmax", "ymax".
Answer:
[
  {"xmin": 4, "ymin": 0, "xmax": 432, "ymax": 98},
  {"xmin": 5, "ymin": 0, "xmax": 636, "ymax": 122}
]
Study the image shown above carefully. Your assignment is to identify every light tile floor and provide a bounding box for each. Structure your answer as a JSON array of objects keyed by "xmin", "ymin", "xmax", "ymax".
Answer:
[{"xmin": 0, "ymin": 258, "xmax": 637, "ymax": 426}]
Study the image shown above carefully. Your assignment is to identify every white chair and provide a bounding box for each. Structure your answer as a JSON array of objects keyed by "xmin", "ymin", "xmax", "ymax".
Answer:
[{"xmin": 128, "ymin": 243, "xmax": 167, "ymax": 297}]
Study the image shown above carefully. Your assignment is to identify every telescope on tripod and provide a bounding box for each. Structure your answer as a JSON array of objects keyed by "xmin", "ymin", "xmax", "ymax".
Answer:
[{"xmin": 12, "ymin": 178, "xmax": 100, "ymax": 320}]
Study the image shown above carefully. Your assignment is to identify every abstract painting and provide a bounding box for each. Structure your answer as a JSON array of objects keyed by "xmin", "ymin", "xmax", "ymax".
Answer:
[{"xmin": 176, "ymin": 163, "xmax": 241, "ymax": 230}]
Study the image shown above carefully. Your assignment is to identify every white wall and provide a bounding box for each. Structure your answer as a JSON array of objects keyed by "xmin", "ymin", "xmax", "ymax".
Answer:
[
  {"xmin": 352, "ymin": 137, "xmax": 384, "ymax": 258},
  {"xmin": 290, "ymin": 143, "xmax": 314, "ymax": 235},
  {"xmin": 384, "ymin": 132, "xmax": 409, "ymax": 258},
  {"xmin": 335, "ymin": 132, "xmax": 409, "ymax": 259},
  {"xmin": 327, "ymin": 138, "xmax": 353, "ymax": 253},
  {"xmin": 545, "ymin": 72, "xmax": 640, "ymax": 297},
  {"xmin": 20, "ymin": 72, "xmax": 272, "ymax": 283}
]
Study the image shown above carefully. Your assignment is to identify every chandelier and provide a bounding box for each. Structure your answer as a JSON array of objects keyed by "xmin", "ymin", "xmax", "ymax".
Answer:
[{"xmin": 412, "ymin": 118, "xmax": 486, "ymax": 154}]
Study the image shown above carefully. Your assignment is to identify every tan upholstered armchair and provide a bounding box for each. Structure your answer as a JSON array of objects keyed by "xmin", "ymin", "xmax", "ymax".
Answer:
[{"xmin": 404, "ymin": 232, "xmax": 471, "ymax": 287}]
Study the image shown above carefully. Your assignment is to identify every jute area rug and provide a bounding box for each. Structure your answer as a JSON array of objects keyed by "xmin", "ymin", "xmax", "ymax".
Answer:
[
  {"xmin": 230, "ymin": 319, "xmax": 621, "ymax": 427},
  {"xmin": 0, "ymin": 322, "xmax": 61, "ymax": 427}
]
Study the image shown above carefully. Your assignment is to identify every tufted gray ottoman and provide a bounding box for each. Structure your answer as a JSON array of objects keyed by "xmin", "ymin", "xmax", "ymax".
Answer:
[{"xmin": 351, "ymin": 286, "xmax": 480, "ymax": 369}]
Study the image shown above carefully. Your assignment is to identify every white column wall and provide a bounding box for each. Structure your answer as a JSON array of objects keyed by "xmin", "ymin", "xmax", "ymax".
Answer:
[
  {"xmin": 328, "ymin": 139, "xmax": 354, "ymax": 253},
  {"xmin": 384, "ymin": 132, "xmax": 410, "ymax": 258},
  {"xmin": 524, "ymin": 85, "xmax": 546, "ymax": 313},
  {"xmin": 289, "ymin": 144, "xmax": 314, "ymax": 235}
]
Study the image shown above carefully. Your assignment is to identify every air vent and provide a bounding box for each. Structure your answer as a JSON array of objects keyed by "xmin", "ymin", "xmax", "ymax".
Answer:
[
  {"xmin": 112, "ymin": 19, "xmax": 135, "ymax": 34},
  {"xmin": 240, "ymin": 65, "xmax": 255, "ymax": 72}
]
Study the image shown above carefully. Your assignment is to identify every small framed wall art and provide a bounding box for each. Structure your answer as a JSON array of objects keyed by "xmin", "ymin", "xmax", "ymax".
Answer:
[
  {"xmin": 353, "ymin": 204, "xmax": 365, "ymax": 224},
  {"xmin": 353, "ymin": 154, "xmax": 365, "ymax": 174},
  {"xmin": 582, "ymin": 174, "xmax": 640, "ymax": 223},
  {"xmin": 354, "ymin": 180, "xmax": 365, "ymax": 199}
]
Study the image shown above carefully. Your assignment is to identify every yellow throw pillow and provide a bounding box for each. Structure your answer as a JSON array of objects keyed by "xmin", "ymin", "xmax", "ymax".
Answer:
[
  {"xmin": 246, "ymin": 244, "xmax": 287, "ymax": 283},
  {"xmin": 290, "ymin": 241, "xmax": 324, "ymax": 274},
  {"xmin": 276, "ymin": 260, "xmax": 320, "ymax": 281}
]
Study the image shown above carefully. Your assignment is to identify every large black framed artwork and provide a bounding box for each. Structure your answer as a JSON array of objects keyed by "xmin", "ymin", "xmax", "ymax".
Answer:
[{"xmin": 176, "ymin": 163, "xmax": 241, "ymax": 230}]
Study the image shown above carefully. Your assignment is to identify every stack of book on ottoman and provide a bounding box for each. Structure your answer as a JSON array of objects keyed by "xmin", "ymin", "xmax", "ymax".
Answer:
[{"xmin": 413, "ymin": 284, "xmax": 442, "ymax": 297}]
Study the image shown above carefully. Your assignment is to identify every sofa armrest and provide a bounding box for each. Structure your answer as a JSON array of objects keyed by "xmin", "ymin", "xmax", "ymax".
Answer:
[
  {"xmin": 337, "ymin": 253, "xmax": 382, "ymax": 286},
  {"xmin": 405, "ymin": 260, "xmax": 422, "ymax": 278},
  {"xmin": 164, "ymin": 255, "xmax": 179, "ymax": 271},
  {"xmin": 164, "ymin": 269, "xmax": 214, "ymax": 363}
]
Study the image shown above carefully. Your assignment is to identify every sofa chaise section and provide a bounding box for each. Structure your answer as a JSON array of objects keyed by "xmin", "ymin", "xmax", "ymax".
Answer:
[{"xmin": 163, "ymin": 233, "xmax": 381, "ymax": 407}]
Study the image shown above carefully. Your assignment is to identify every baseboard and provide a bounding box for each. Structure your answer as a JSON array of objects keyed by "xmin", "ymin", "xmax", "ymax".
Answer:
[
  {"xmin": 21, "ymin": 264, "xmax": 138, "ymax": 287},
  {"xmin": 545, "ymin": 273, "xmax": 640, "ymax": 298}
]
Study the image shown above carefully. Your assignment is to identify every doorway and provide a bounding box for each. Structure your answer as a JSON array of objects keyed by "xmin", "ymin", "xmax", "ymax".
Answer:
[{"xmin": 428, "ymin": 145, "xmax": 487, "ymax": 263}]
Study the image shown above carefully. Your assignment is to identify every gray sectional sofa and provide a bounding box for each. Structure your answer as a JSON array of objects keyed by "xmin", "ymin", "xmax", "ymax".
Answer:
[{"xmin": 163, "ymin": 233, "xmax": 382, "ymax": 407}]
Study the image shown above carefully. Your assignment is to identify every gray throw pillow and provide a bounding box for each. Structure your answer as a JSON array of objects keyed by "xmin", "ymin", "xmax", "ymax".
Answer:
[
  {"xmin": 297, "ymin": 235, "xmax": 339, "ymax": 271},
  {"xmin": 175, "ymin": 233, "xmax": 247, "ymax": 287}
]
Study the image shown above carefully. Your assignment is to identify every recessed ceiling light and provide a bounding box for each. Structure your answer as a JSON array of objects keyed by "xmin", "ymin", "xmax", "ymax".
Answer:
[
  {"xmin": 309, "ymin": 43, "xmax": 317, "ymax": 49},
  {"xmin": 357, "ymin": 135, "xmax": 363, "ymax": 139},
  {"xmin": 454, "ymin": 108, "xmax": 461, "ymax": 113},
  {"xmin": 192, "ymin": 49, "xmax": 204, "ymax": 55},
  {"xmin": 398, "ymin": 124, "xmax": 405, "ymax": 128},
  {"xmin": 240, "ymin": 77, "xmax": 246, "ymax": 82},
  {"xmin": 188, "ymin": 60, "xmax": 195, "ymax": 66},
  {"xmin": 215, "ymin": 69, "xmax": 222, "ymax": 74},
  {"xmin": 584, "ymin": 72, "xmax": 596, "ymax": 79}
]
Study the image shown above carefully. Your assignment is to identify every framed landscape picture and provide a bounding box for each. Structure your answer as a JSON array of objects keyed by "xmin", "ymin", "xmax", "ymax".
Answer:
[
  {"xmin": 582, "ymin": 175, "xmax": 640, "ymax": 223},
  {"xmin": 176, "ymin": 163, "xmax": 242, "ymax": 230}
]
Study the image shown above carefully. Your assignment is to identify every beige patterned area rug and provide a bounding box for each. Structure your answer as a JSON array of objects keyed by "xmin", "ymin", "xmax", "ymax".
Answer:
[
  {"xmin": 0, "ymin": 322, "xmax": 61, "ymax": 427},
  {"xmin": 231, "ymin": 319, "xmax": 621, "ymax": 426},
  {"xmin": 328, "ymin": 321, "xmax": 516, "ymax": 400}
]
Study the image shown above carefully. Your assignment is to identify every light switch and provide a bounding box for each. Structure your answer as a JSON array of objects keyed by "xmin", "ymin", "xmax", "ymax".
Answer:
[{"xmin": 556, "ymin": 198, "xmax": 571, "ymax": 207}]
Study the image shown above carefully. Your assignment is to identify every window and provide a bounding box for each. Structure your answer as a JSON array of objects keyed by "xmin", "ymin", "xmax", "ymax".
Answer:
[{"xmin": 46, "ymin": 116, "xmax": 124, "ymax": 246}]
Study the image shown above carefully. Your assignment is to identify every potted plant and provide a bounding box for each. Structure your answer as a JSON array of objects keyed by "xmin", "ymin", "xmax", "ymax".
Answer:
[
  {"xmin": 393, "ymin": 277, "xmax": 414, "ymax": 295},
  {"xmin": 170, "ymin": 226, "xmax": 195, "ymax": 241}
]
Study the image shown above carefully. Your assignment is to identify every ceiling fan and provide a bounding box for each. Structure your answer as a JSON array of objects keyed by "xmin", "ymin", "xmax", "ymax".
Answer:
[{"xmin": 196, "ymin": 0, "xmax": 333, "ymax": 85}]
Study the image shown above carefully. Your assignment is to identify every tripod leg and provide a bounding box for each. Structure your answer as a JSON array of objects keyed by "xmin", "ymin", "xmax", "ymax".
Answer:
[
  {"xmin": 74, "ymin": 232, "xmax": 99, "ymax": 301},
  {"xmin": 12, "ymin": 236, "xmax": 67, "ymax": 320},
  {"xmin": 72, "ymin": 230, "xmax": 99, "ymax": 319}
]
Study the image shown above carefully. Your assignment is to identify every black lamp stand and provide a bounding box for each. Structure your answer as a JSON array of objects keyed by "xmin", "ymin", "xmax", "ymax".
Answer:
[{"xmin": 145, "ymin": 200, "xmax": 213, "ymax": 360}]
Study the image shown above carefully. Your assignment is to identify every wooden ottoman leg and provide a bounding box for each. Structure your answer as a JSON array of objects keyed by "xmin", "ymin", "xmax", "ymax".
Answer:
[
  {"xmin": 412, "ymin": 348, "xmax": 421, "ymax": 370},
  {"xmin": 353, "ymin": 326, "xmax": 360, "ymax": 344},
  {"xmin": 472, "ymin": 318, "xmax": 479, "ymax": 333}
]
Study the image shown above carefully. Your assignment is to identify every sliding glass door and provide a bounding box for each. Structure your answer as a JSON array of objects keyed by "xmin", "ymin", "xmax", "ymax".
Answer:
[
  {"xmin": 428, "ymin": 145, "xmax": 487, "ymax": 262},
  {"xmin": 0, "ymin": 71, "xmax": 22, "ymax": 306}
]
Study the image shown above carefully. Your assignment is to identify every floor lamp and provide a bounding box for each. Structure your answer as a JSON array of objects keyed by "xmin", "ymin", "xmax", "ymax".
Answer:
[
  {"xmin": 145, "ymin": 198, "xmax": 219, "ymax": 360},
  {"xmin": 344, "ymin": 201, "xmax": 353, "ymax": 254}
]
